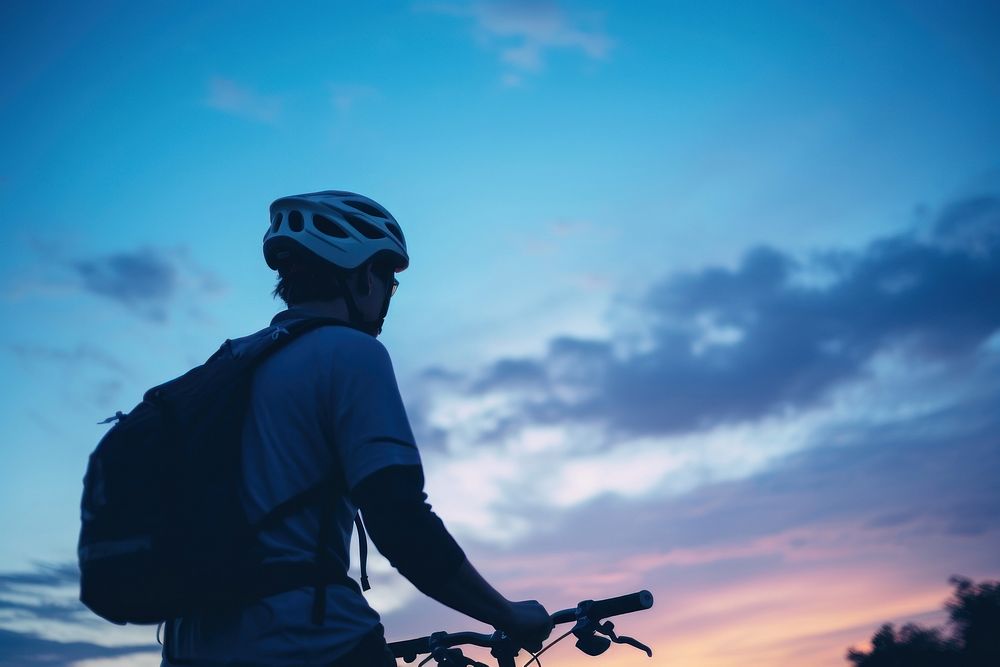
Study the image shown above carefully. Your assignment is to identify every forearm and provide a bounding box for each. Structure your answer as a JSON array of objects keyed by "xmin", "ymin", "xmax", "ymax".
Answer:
[
  {"xmin": 351, "ymin": 466, "xmax": 539, "ymax": 637},
  {"xmin": 421, "ymin": 557, "xmax": 513, "ymax": 629},
  {"xmin": 352, "ymin": 466, "xmax": 481, "ymax": 599}
]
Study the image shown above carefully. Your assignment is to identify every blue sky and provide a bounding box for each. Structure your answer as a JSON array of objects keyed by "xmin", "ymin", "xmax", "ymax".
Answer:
[{"xmin": 1, "ymin": 1, "xmax": 999, "ymax": 665}]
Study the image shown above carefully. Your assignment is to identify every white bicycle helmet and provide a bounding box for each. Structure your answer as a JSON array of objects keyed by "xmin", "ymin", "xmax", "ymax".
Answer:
[{"xmin": 263, "ymin": 190, "xmax": 409, "ymax": 272}]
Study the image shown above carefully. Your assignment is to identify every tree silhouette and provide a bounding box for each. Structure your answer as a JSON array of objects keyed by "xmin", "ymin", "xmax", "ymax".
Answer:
[
  {"xmin": 846, "ymin": 623, "xmax": 955, "ymax": 666},
  {"xmin": 847, "ymin": 576, "xmax": 1000, "ymax": 667},
  {"xmin": 947, "ymin": 576, "xmax": 1000, "ymax": 664}
]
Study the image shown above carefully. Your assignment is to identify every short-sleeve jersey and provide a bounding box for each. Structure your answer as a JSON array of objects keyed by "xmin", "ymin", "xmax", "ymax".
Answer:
[{"xmin": 163, "ymin": 309, "xmax": 421, "ymax": 666}]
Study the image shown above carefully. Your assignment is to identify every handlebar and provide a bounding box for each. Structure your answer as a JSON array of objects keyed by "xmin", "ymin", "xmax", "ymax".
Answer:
[
  {"xmin": 389, "ymin": 590, "xmax": 654, "ymax": 663},
  {"xmin": 391, "ymin": 632, "xmax": 494, "ymax": 662},
  {"xmin": 551, "ymin": 590, "xmax": 654, "ymax": 624}
]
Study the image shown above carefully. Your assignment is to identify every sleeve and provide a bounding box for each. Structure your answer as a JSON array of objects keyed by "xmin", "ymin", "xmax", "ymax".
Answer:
[{"xmin": 327, "ymin": 333, "xmax": 422, "ymax": 492}]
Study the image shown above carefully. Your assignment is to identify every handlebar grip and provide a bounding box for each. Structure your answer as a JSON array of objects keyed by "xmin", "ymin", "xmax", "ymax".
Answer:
[{"xmin": 587, "ymin": 590, "xmax": 654, "ymax": 619}]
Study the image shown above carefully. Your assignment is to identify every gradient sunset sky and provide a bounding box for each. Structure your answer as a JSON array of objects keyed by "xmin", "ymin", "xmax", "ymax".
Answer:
[{"xmin": 1, "ymin": 1, "xmax": 999, "ymax": 666}]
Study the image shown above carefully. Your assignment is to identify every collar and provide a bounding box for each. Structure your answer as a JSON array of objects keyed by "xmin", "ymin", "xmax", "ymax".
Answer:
[{"xmin": 270, "ymin": 307, "xmax": 368, "ymax": 334}]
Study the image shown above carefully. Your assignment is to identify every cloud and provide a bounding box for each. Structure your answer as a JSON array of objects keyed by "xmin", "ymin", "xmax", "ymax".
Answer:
[
  {"xmin": 0, "ymin": 628, "xmax": 157, "ymax": 665},
  {"xmin": 205, "ymin": 77, "xmax": 282, "ymax": 123},
  {"xmin": 392, "ymin": 194, "xmax": 1000, "ymax": 567},
  {"xmin": 6, "ymin": 242, "xmax": 227, "ymax": 323},
  {"xmin": 514, "ymin": 382, "xmax": 1000, "ymax": 562},
  {"xmin": 0, "ymin": 563, "xmax": 78, "ymax": 589},
  {"xmin": 419, "ymin": 344, "xmax": 998, "ymax": 545},
  {"xmin": 379, "ymin": 369, "xmax": 1000, "ymax": 659},
  {"xmin": 479, "ymin": 385, "xmax": 1000, "ymax": 658},
  {"xmin": 70, "ymin": 248, "xmax": 191, "ymax": 322},
  {"xmin": 72, "ymin": 249, "xmax": 177, "ymax": 322},
  {"xmin": 423, "ymin": 1, "xmax": 613, "ymax": 79},
  {"xmin": 8, "ymin": 343, "xmax": 131, "ymax": 379},
  {"xmin": 6, "ymin": 343, "xmax": 134, "ymax": 410},
  {"xmin": 0, "ymin": 563, "xmax": 157, "ymax": 665},
  {"xmin": 472, "ymin": 357, "xmax": 548, "ymax": 393},
  {"xmin": 453, "ymin": 195, "xmax": 1000, "ymax": 438}
]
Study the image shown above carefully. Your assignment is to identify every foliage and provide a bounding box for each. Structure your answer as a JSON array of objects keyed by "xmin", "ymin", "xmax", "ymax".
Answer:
[{"xmin": 847, "ymin": 576, "xmax": 1000, "ymax": 667}]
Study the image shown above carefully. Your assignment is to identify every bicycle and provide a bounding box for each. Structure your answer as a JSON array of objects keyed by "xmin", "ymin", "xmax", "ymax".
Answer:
[{"xmin": 389, "ymin": 590, "xmax": 654, "ymax": 667}]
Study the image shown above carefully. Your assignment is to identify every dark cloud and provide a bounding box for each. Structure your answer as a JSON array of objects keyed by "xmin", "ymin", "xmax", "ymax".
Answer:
[
  {"xmin": 0, "ymin": 562, "xmax": 77, "ymax": 589},
  {"xmin": 0, "ymin": 562, "xmax": 85, "ymax": 627},
  {"xmin": 417, "ymin": 366, "xmax": 466, "ymax": 384},
  {"xmin": 471, "ymin": 358, "xmax": 548, "ymax": 393},
  {"xmin": 459, "ymin": 371, "xmax": 1000, "ymax": 589},
  {"xmin": 0, "ymin": 562, "xmax": 156, "ymax": 664},
  {"xmin": 383, "ymin": 368, "xmax": 1000, "ymax": 645},
  {"xmin": 72, "ymin": 248, "xmax": 178, "ymax": 322},
  {"xmin": 8, "ymin": 241, "xmax": 226, "ymax": 322},
  {"xmin": 0, "ymin": 627, "xmax": 155, "ymax": 664},
  {"xmin": 932, "ymin": 196, "xmax": 1000, "ymax": 257},
  {"xmin": 467, "ymin": 195, "xmax": 1000, "ymax": 437},
  {"xmin": 552, "ymin": 382, "xmax": 998, "ymax": 552},
  {"xmin": 0, "ymin": 597, "xmax": 88, "ymax": 625}
]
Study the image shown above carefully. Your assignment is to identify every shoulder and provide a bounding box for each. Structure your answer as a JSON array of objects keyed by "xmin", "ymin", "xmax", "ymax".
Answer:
[{"xmin": 298, "ymin": 325, "xmax": 395, "ymax": 371}]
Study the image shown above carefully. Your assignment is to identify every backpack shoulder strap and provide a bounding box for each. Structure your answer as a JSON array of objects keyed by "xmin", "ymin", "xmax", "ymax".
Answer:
[{"xmin": 233, "ymin": 316, "xmax": 357, "ymax": 362}]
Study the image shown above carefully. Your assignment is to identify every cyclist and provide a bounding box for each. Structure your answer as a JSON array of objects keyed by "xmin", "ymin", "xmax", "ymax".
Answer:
[{"xmin": 161, "ymin": 190, "xmax": 552, "ymax": 666}]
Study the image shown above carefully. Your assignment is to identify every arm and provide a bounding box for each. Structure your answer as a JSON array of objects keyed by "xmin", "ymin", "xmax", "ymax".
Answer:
[
  {"xmin": 349, "ymin": 464, "xmax": 466, "ymax": 601},
  {"xmin": 328, "ymin": 338, "xmax": 550, "ymax": 644},
  {"xmin": 350, "ymin": 465, "xmax": 551, "ymax": 646},
  {"xmin": 428, "ymin": 558, "xmax": 514, "ymax": 629}
]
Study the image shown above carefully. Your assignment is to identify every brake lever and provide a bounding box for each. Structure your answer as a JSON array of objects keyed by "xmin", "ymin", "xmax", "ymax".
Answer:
[
  {"xmin": 430, "ymin": 646, "xmax": 489, "ymax": 667},
  {"xmin": 597, "ymin": 621, "xmax": 653, "ymax": 658},
  {"xmin": 571, "ymin": 603, "xmax": 611, "ymax": 656}
]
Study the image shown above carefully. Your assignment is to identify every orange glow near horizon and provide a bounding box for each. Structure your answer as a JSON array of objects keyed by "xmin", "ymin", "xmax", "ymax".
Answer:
[
  {"xmin": 490, "ymin": 572, "xmax": 952, "ymax": 667},
  {"xmin": 456, "ymin": 524, "xmax": 993, "ymax": 667}
]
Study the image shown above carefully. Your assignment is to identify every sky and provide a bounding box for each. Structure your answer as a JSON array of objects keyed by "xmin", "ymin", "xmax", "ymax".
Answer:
[{"xmin": 1, "ymin": 0, "xmax": 999, "ymax": 665}]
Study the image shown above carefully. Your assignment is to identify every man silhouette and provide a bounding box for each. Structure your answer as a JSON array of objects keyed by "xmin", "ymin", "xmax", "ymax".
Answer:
[{"xmin": 161, "ymin": 191, "xmax": 552, "ymax": 666}]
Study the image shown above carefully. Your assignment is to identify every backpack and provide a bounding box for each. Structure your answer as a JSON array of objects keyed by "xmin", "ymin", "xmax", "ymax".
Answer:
[{"xmin": 78, "ymin": 316, "xmax": 370, "ymax": 626}]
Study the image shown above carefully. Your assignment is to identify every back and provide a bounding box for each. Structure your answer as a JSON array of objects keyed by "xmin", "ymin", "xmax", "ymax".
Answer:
[{"xmin": 163, "ymin": 312, "xmax": 421, "ymax": 666}]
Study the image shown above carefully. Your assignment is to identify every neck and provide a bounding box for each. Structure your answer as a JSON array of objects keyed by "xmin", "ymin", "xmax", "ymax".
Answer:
[{"xmin": 289, "ymin": 299, "xmax": 351, "ymax": 321}]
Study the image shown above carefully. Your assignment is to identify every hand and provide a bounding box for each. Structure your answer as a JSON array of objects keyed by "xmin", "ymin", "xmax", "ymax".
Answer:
[{"xmin": 501, "ymin": 599, "xmax": 553, "ymax": 653}]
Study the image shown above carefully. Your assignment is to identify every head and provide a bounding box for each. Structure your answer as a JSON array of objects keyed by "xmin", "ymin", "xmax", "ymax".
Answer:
[{"xmin": 263, "ymin": 190, "xmax": 408, "ymax": 336}]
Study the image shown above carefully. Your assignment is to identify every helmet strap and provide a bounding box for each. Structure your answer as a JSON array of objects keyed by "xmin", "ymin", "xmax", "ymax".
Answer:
[
  {"xmin": 371, "ymin": 280, "xmax": 393, "ymax": 336},
  {"xmin": 334, "ymin": 266, "xmax": 390, "ymax": 337}
]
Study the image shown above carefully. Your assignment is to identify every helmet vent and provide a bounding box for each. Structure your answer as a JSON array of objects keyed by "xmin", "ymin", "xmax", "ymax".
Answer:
[
  {"xmin": 288, "ymin": 210, "xmax": 305, "ymax": 232},
  {"xmin": 313, "ymin": 213, "xmax": 349, "ymax": 238},
  {"xmin": 385, "ymin": 222, "xmax": 405, "ymax": 244},
  {"xmin": 343, "ymin": 212, "xmax": 386, "ymax": 239},
  {"xmin": 344, "ymin": 200, "xmax": 388, "ymax": 219},
  {"xmin": 271, "ymin": 213, "xmax": 283, "ymax": 232}
]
